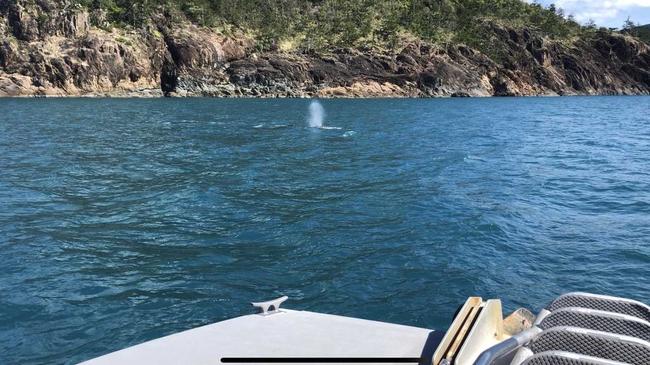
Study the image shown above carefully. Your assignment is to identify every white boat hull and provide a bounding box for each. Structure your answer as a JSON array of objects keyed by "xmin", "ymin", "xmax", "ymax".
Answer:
[{"xmin": 80, "ymin": 309, "xmax": 440, "ymax": 365}]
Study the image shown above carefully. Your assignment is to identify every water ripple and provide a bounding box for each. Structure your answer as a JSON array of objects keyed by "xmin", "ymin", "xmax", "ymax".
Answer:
[{"xmin": 0, "ymin": 97, "xmax": 649, "ymax": 364}]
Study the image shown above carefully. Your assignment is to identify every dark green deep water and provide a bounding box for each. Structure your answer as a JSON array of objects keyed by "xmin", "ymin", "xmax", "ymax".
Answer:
[{"xmin": 0, "ymin": 97, "xmax": 649, "ymax": 364}]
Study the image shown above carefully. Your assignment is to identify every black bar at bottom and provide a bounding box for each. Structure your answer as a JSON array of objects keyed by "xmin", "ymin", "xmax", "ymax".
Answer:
[{"xmin": 221, "ymin": 358, "xmax": 423, "ymax": 363}]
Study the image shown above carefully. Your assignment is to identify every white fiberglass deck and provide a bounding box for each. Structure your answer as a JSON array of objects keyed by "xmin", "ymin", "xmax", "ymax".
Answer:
[{"xmin": 80, "ymin": 309, "xmax": 440, "ymax": 365}]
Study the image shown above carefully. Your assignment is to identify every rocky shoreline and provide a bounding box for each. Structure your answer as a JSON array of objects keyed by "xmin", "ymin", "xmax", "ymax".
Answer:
[{"xmin": 1, "ymin": 1, "xmax": 649, "ymax": 98}]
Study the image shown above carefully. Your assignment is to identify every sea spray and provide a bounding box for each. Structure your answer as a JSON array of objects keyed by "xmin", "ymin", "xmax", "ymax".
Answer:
[{"xmin": 308, "ymin": 100, "xmax": 325, "ymax": 128}]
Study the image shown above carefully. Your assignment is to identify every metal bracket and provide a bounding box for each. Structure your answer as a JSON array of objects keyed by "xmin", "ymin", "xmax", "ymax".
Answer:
[{"xmin": 251, "ymin": 296, "xmax": 288, "ymax": 315}]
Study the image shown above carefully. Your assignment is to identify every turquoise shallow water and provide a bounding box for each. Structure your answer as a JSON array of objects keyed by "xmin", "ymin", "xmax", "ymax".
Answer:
[{"xmin": 0, "ymin": 97, "xmax": 649, "ymax": 364}]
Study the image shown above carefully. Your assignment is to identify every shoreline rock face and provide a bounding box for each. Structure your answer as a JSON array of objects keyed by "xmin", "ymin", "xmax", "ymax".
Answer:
[{"xmin": 1, "ymin": 1, "xmax": 649, "ymax": 97}]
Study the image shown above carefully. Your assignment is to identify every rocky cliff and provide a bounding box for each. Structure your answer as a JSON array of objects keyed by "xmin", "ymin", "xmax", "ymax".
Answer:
[{"xmin": 1, "ymin": 0, "xmax": 649, "ymax": 97}]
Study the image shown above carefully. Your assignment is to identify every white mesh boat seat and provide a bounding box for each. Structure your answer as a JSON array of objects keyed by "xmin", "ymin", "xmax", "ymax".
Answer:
[
  {"xmin": 473, "ymin": 293, "xmax": 650, "ymax": 365},
  {"xmin": 520, "ymin": 352, "xmax": 632, "ymax": 365},
  {"xmin": 545, "ymin": 293, "xmax": 649, "ymax": 322},
  {"xmin": 524, "ymin": 327, "xmax": 650, "ymax": 365},
  {"xmin": 537, "ymin": 308, "xmax": 650, "ymax": 342}
]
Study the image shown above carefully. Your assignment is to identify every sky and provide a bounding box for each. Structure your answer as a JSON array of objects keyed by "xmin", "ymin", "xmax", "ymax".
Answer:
[{"xmin": 526, "ymin": 0, "xmax": 650, "ymax": 28}]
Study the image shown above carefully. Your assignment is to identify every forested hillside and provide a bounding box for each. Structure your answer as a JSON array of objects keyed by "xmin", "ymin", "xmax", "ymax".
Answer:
[
  {"xmin": 1, "ymin": 0, "xmax": 649, "ymax": 97},
  {"xmin": 35, "ymin": 0, "xmax": 587, "ymax": 51},
  {"xmin": 631, "ymin": 24, "xmax": 650, "ymax": 43}
]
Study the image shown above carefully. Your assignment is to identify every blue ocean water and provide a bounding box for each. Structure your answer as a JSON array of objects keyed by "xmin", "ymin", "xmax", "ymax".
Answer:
[{"xmin": 0, "ymin": 97, "xmax": 649, "ymax": 364}]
